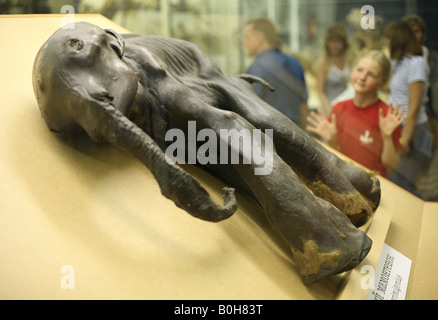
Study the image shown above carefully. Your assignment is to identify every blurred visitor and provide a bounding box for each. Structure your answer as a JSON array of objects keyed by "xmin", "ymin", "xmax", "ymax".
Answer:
[
  {"xmin": 243, "ymin": 17, "xmax": 309, "ymax": 129},
  {"xmin": 307, "ymin": 50, "xmax": 405, "ymax": 178},
  {"xmin": 402, "ymin": 14, "xmax": 436, "ymax": 139},
  {"xmin": 402, "ymin": 15, "xmax": 438, "ymax": 201},
  {"xmin": 315, "ymin": 24, "xmax": 353, "ymax": 115},
  {"xmin": 385, "ymin": 19, "xmax": 434, "ymax": 198},
  {"xmin": 402, "ymin": 14, "xmax": 429, "ymax": 63}
]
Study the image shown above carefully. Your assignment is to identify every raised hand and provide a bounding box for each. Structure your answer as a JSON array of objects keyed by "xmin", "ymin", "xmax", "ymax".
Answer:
[
  {"xmin": 379, "ymin": 103, "xmax": 407, "ymax": 138},
  {"xmin": 306, "ymin": 109, "xmax": 337, "ymax": 145}
]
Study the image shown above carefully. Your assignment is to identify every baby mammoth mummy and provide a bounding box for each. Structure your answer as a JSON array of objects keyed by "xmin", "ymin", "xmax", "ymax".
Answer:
[{"xmin": 33, "ymin": 22, "xmax": 381, "ymax": 284}]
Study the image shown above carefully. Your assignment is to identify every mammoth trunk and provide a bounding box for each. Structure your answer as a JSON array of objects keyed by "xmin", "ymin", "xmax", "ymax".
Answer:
[{"xmin": 87, "ymin": 102, "xmax": 237, "ymax": 222}]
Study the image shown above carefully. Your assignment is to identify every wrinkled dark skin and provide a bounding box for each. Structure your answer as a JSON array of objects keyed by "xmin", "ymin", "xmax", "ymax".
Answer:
[{"xmin": 33, "ymin": 22, "xmax": 381, "ymax": 284}]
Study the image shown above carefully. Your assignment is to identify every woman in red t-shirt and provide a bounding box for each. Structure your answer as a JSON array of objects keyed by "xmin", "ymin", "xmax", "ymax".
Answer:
[{"xmin": 307, "ymin": 50, "xmax": 406, "ymax": 177}]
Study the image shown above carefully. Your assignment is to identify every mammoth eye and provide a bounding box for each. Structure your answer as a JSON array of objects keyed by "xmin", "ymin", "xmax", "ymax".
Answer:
[{"xmin": 69, "ymin": 38, "xmax": 83, "ymax": 50}]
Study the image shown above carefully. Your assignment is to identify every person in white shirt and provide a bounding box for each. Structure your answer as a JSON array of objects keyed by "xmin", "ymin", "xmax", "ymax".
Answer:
[{"xmin": 385, "ymin": 19, "xmax": 434, "ymax": 198}]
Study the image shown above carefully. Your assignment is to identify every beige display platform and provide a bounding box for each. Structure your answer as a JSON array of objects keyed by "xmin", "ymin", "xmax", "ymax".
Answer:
[{"xmin": 0, "ymin": 14, "xmax": 436, "ymax": 300}]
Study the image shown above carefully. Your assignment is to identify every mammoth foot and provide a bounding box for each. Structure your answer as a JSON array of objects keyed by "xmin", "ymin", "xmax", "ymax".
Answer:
[
  {"xmin": 291, "ymin": 236, "xmax": 371, "ymax": 285},
  {"xmin": 321, "ymin": 148, "xmax": 382, "ymax": 211},
  {"xmin": 289, "ymin": 197, "xmax": 372, "ymax": 284},
  {"xmin": 310, "ymin": 181, "xmax": 373, "ymax": 227}
]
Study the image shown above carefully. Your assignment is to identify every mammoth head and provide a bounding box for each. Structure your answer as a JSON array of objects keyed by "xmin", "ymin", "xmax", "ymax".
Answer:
[
  {"xmin": 32, "ymin": 22, "xmax": 237, "ymax": 223},
  {"xmin": 33, "ymin": 22, "xmax": 138, "ymax": 141}
]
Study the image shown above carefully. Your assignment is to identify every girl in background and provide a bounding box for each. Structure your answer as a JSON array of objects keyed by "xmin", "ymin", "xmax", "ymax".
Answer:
[{"xmin": 307, "ymin": 50, "xmax": 405, "ymax": 178}]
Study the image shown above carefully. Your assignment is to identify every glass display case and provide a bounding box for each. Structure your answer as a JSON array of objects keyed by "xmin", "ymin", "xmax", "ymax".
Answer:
[
  {"xmin": 2, "ymin": 0, "xmax": 430, "ymax": 73},
  {"xmin": 4, "ymin": 0, "xmax": 434, "ymax": 113}
]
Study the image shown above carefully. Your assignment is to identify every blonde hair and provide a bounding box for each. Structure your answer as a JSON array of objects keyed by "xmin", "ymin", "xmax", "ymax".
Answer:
[{"xmin": 353, "ymin": 50, "xmax": 391, "ymax": 85}]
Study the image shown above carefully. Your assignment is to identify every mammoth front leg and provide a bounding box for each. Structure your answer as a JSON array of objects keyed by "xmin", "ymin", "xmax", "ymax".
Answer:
[
  {"xmin": 218, "ymin": 79, "xmax": 380, "ymax": 226},
  {"xmin": 165, "ymin": 95, "xmax": 372, "ymax": 283}
]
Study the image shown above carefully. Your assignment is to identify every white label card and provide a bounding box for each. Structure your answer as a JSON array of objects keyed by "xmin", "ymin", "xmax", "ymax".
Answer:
[{"xmin": 366, "ymin": 243, "xmax": 412, "ymax": 300}]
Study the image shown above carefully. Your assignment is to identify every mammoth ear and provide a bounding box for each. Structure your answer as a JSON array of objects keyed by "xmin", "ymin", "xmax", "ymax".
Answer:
[{"xmin": 105, "ymin": 29, "xmax": 125, "ymax": 59}]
